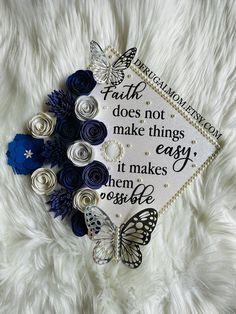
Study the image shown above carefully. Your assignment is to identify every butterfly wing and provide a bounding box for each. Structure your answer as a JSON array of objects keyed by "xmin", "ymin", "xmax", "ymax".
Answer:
[
  {"xmin": 84, "ymin": 205, "xmax": 116, "ymax": 264},
  {"xmin": 112, "ymin": 47, "xmax": 137, "ymax": 71},
  {"xmin": 90, "ymin": 40, "xmax": 105, "ymax": 59},
  {"xmin": 119, "ymin": 240, "xmax": 142, "ymax": 269},
  {"xmin": 107, "ymin": 69, "xmax": 125, "ymax": 86},
  {"xmin": 120, "ymin": 208, "xmax": 158, "ymax": 268},
  {"xmin": 90, "ymin": 40, "xmax": 110, "ymax": 84},
  {"xmin": 109, "ymin": 47, "xmax": 137, "ymax": 86}
]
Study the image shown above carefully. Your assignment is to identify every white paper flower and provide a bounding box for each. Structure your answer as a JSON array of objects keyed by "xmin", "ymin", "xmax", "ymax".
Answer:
[
  {"xmin": 67, "ymin": 141, "xmax": 94, "ymax": 167},
  {"xmin": 74, "ymin": 96, "xmax": 99, "ymax": 120},
  {"xmin": 31, "ymin": 168, "xmax": 57, "ymax": 195},
  {"xmin": 73, "ymin": 188, "xmax": 100, "ymax": 212},
  {"xmin": 28, "ymin": 112, "xmax": 56, "ymax": 138}
]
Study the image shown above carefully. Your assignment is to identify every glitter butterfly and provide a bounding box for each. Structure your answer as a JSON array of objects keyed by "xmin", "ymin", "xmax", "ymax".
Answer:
[
  {"xmin": 90, "ymin": 40, "xmax": 137, "ymax": 86},
  {"xmin": 84, "ymin": 206, "xmax": 158, "ymax": 268}
]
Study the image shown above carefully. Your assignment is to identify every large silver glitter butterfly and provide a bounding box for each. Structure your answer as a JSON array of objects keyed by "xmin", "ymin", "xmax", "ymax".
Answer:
[
  {"xmin": 84, "ymin": 206, "xmax": 158, "ymax": 268},
  {"xmin": 90, "ymin": 40, "xmax": 137, "ymax": 86}
]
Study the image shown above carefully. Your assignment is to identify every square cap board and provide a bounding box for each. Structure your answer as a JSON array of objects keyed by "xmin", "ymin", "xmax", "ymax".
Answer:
[{"xmin": 89, "ymin": 47, "xmax": 221, "ymax": 225}]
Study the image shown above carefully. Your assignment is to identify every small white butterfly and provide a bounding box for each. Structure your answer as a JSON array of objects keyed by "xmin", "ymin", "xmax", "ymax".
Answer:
[
  {"xmin": 90, "ymin": 40, "xmax": 137, "ymax": 86},
  {"xmin": 84, "ymin": 206, "xmax": 158, "ymax": 269}
]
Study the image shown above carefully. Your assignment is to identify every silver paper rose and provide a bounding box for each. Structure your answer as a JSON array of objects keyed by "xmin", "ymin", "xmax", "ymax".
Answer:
[
  {"xmin": 28, "ymin": 112, "xmax": 56, "ymax": 138},
  {"xmin": 31, "ymin": 168, "xmax": 57, "ymax": 195},
  {"xmin": 73, "ymin": 188, "xmax": 100, "ymax": 212},
  {"xmin": 67, "ymin": 141, "xmax": 94, "ymax": 167},
  {"xmin": 74, "ymin": 96, "xmax": 99, "ymax": 121}
]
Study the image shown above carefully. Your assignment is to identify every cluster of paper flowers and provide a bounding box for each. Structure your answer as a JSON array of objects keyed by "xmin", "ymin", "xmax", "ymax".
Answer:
[{"xmin": 6, "ymin": 69, "xmax": 109, "ymax": 237}]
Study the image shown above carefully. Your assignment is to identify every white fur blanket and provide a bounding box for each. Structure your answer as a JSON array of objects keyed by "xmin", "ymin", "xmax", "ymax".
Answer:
[{"xmin": 0, "ymin": 1, "xmax": 236, "ymax": 313}]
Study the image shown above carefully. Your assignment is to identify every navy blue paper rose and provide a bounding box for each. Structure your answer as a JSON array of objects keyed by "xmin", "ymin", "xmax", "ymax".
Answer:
[
  {"xmin": 47, "ymin": 188, "xmax": 73, "ymax": 219},
  {"xmin": 57, "ymin": 162, "xmax": 84, "ymax": 191},
  {"xmin": 82, "ymin": 160, "xmax": 109, "ymax": 189},
  {"xmin": 66, "ymin": 70, "xmax": 96, "ymax": 96},
  {"xmin": 71, "ymin": 211, "xmax": 88, "ymax": 237},
  {"xmin": 56, "ymin": 117, "xmax": 81, "ymax": 142},
  {"xmin": 6, "ymin": 134, "xmax": 44, "ymax": 175},
  {"xmin": 80, "ymin": 120, "xmax": 107, "ymax": 145}
]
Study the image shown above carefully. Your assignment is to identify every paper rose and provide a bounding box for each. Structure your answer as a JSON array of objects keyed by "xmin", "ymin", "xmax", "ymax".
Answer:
[
  {"xmin": 71, "ymin": 211, "xmax": 88, "ymax": 237},
  {"xmin": 46, "ymin": 90, "xmax": 76, "ymax": 119},
  {"xmin": 67, "ymin": 141, "xmax": 94, "ymax": 167},
  {"xmin": 28, "ymin": 112, "xmax": 56, "ymax": 139},
  {"xmin": 47, "ymin": 188, "xmax": 73, "ymax": 219},
  {"xmin": 82, "ymin": 160, "xmax": 109, "ymax": 189},
  {"xmin": 66, "ymin": 70, "xmax": 96, "ymax": 96},
  {"xmin": 56, "ymin": 117, "xmax": 81, "ymax": 142},
  {"xmin": 74, "ymin": 96, "xmax": 99, "ymax": 121},
  {"xmin": 57, "ymin": 162, "xmax": 84, "ymax": 191},
  {"xmin": 6, "ymin": 134, "xmax": 44, "ymax": 175},
  {"xmin": 80, "ymin": 120, "xmax": 107, "ymax": 145},
  {"xmin": 31, "ymin": 168, "xmax": 57, "ymax": 195},
  {"xmin": 73, "ymin": 188, "xmax": 99, "ymax": 212}
]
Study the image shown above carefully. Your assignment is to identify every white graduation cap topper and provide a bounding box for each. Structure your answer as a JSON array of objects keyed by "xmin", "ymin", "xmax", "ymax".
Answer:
[{"xmin": 82, "ymin": 40, "xmax": 220, "ymax": 268}]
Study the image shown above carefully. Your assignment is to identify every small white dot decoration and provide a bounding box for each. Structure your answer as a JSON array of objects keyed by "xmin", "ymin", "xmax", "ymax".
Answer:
[{"xmin": 116, "ymin": 213, "xmax": 122, "ymax": 218}]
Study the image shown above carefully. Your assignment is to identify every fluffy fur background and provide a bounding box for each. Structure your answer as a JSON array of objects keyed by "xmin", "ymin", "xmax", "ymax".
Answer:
[{"xmin": 0, "ymin": 0, "xmax": 236, "ymax": 313}]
